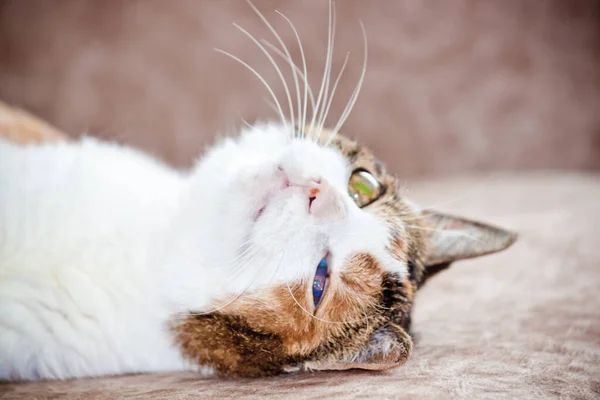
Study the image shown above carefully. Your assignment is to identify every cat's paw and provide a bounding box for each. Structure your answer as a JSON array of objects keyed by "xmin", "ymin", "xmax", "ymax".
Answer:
[{"xmin": 302, "ymin": 324, "xmax": 413, "ymax": 372}]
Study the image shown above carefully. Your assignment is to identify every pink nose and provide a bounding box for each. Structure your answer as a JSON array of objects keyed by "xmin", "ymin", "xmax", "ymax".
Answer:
[
  {"xmin": 307, "ymin": 184, "xmax": 320, "ymax": 210},
  {"xmin": 303, "ymin": 178, "xmax": 347, "ymax": 220}
]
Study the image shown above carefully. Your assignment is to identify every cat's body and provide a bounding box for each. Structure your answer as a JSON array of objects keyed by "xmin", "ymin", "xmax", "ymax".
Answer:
[
  {"xmin": 0, "ymin": 122, "xmax": 515, "ymax": 380},
  {"xmin": 0, "ymin": 1, "xmax": 517, "ymax": 380},
  {"xmin": 0, "ymin": 123, "xmax": 397, "ymax": 379}
]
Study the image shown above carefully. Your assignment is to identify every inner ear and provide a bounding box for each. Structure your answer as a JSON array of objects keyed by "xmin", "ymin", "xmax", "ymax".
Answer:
[
  {"xmin": 421, "ymin": 210, "xmax": 517, "ymax": 267},
  {"xmin": 302, "ymin": 324, "xmax": 413, "ymax": 372}
]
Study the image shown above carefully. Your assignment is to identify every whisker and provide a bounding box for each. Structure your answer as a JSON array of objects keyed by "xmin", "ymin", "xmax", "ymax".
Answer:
[
  {"xmin": 233, "ymin": 22, "xmax": 295, "ymax": 135},
  {"xmin": 192, "ymin": 223, "xmax": 311, "ymax": 317},
  {"xmin": 283, "ymin": 264, "xmax": 371, "ymax": 326},
  {"xmin": 309, "ymin": 0, "xmax": 334, "ymax": 142},
  {"xmin": 263, "ymin": 96, "xmax": 280, "ymax": 116},
  {"xmin": 266, "ymin": 250, "xmax": 287, "ymax": 285},
  {"xmin": 275, "ymin": 11, "xmax": 312, "ymax": 139},
  {"xmin": 184, "ymin": 250, "xmax": 284, "ymax": 316},
  {"xmin": 209, "ymin": 228, "xmax": 288, "ymax": 282},
  {"xmin": 261, "ymin": 39, "xmax": 316, "ymax": 125},
  {"xmin": 228, "ymin": 227, "xmax": 294, "ymax": 276},
  {"xmin": 213, "ymin": 249, "xmax": 260, "ymax": 284},
  {"xmin": 284, "ymin": 279, "xmax": 363, "ymax": 325},
  {"xmin": 317, "ymin": 51, "xmax": 349, "ymax": 141},
  {"xmin": 237, "ymin": 111, "xmax": 253, "ymax": 128},
  {"xmin": 246, "ymin": 1, "xmax": 301, "ymax": 139},
  {"xmin": 316, "ymin": 0, "xmax": 337, "ymax": 143},
  {"xmin": 214, "ymin": 48, "xmax": 287, "ymax": 128},
  {"xmin": 328, "ymin": 20, "xmax": 368, "ymax": 145}
]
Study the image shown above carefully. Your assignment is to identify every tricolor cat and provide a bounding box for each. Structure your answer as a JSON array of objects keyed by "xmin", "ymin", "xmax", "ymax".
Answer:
[{"xmin": 0, "ymin": 2, "xmax": 515, "ymax": 381}]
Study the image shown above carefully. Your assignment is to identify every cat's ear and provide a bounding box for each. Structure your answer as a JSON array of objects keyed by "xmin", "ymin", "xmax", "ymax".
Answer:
[
  {"xmin": 420, "ymin": 210, "xmax": 517, "ymax": 276},
  {"xmin": 302, "ymin": 324, "xmax": 412, "ymax": 372}
]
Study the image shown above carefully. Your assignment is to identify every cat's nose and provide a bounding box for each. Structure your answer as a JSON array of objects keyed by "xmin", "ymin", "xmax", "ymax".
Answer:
[{"xmin": 303, "ymin": 178, "xmax": 347, "ymax": 220}]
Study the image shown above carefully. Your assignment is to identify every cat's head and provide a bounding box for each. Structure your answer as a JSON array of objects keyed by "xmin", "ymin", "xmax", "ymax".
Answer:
[{"xmin": 166, "ymin": 123, "xmax": 516, "ymax": 377}]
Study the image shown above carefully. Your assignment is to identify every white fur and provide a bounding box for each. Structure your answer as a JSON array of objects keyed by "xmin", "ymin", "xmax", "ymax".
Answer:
[{"xmin": 0, "ymin": 123, "xmax": 405, "ymax": 380}]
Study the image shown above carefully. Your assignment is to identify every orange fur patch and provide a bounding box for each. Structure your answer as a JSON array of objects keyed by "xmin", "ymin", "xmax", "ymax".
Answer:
[{"xmin": 219, "ymin": 252, "xmax": 385, "ymax": 356}]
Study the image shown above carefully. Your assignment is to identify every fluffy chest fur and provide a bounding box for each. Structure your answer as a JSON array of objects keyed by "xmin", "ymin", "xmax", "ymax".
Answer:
[{"xmin": 0, "ymin": 138, "xmax": 190, "ymax": 378}]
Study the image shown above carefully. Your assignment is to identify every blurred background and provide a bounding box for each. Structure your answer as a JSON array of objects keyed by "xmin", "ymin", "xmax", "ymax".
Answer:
[{"xmin": 0, "ymin": 0, "xmax": 598, "ymax": 178}]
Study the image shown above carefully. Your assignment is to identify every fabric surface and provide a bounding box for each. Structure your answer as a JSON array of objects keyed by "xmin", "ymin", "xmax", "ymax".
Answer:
[
  {"xmin": 0, "ymin": 0, "xmax": 599, "ymax": 177},
  {"xmin": 2, "ymin": 172, "xmax": 598, "ymax": 399}
]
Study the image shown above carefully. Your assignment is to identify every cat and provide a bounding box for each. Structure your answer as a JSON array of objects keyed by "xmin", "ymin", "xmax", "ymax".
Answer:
[
  {"xmin": 0, "ymin": 2, "xmax": 516, "ymax": 381},
  {"xmin": 0, "ymin": 122, "xmax": 516, "ymax": 380}
]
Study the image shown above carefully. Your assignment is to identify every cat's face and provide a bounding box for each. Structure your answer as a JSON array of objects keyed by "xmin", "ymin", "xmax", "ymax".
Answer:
[{"xmin": 169, "ymin": 123, "xmax": 516, "ymax": 377}]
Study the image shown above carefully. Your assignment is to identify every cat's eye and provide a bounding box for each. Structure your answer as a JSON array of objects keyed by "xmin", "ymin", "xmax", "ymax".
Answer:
[
  {"xmin": 312, "ymin": 257, "xmax": 328, "ymax": 309},
  {"xmin": 348, "ymin": 170, "xmax": 382, "ymax": 207}
]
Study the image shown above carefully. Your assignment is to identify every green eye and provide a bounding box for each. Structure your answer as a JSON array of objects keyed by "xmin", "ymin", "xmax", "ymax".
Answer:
[{"xmin": 348, "ymin": 170, "xmax": 382, "ymax": 207}]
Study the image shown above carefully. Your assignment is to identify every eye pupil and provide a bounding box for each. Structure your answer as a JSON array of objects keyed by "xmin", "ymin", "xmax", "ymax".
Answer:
[{"xmin": 313, "ymin": 257, "xmax": 328, "ymax": 308}]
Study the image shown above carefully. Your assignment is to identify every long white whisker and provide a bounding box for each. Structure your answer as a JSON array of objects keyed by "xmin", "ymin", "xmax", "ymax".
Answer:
[
  {"xmin": 233, "ymin": 22, "xmax": 295, "ymax": 135},
  {"xmin": 316, "ymin": 0, "xmax": 337, "ymax": 142},
  {"xmin": 214, "ymin": 48, "xmax": 287, "ymax": 127},
  {"xmin": 281, "ymin": 253, "xmax": 371, "ymax": 325},
  {"xmin": 317, "ymin": 51, "xmax": 349, "ymax": 141},
  {"xmin": 200, "ymin": 221, "xmax": 313, "ymax": 317},
  {"xmin": 329, "ymin": 20, "xmax": 368, "ymax": 145},
  {"xmin": 184, "ymin": 252, "xmax": 282, "ymax": 316},
  {"xmin": 225, "ymin": 244, "xmax": 265, "ymax": 280},
  {"xmin": 263, "ymin": 96, "xmax": 280, "ymax": 115},
  {"xmin": 260, "ymin": 39, "xmax": 316, "ymax": 120},
  {"xmin": 184, "ymin": 228, "xmax": 292, "ymax": 316},
  {"xmin": 284, "ymin": 278, "xmax": 373, "ymax": 325},
  {"xmin": 309, "ymin": 0, "xmax": 333, "ymax": 141},
  {"xmin": 227, "ymin": 243, "xmax": 284, "ymax": 288},
  {"xmin": 275, "ymin": 11, "xmax": 311, "ymax": 139},
  {"xmin": 246, "ymin": 1, "xmax": 301, "ymax": 138},
  {"xmin": 226, "ymin": 228, "xmax": 291, "ymax": 278}
]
